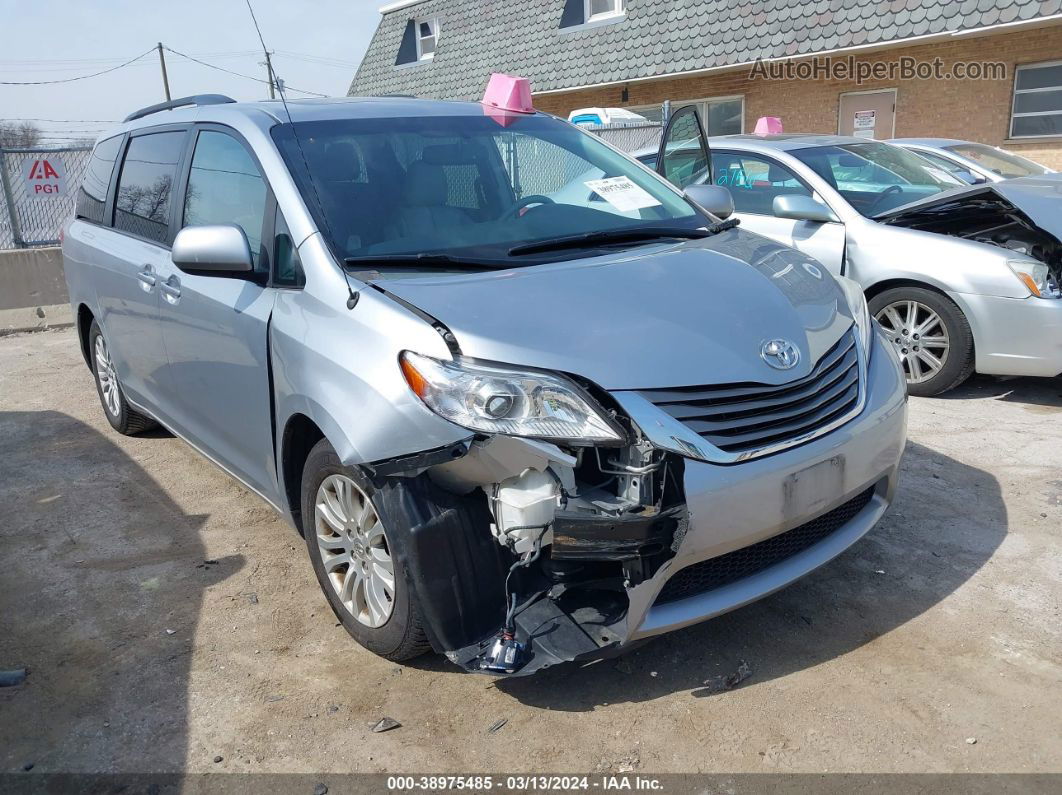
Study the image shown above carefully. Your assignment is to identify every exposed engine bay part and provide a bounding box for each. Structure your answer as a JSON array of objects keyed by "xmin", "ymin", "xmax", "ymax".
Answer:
[
  {"xmin": 372, "ymin": 428, "xmax": 689, "ymax": 676},
  {"xmin": 882, "ymin": 192, "xmax": 1062, "ymax": 292}
]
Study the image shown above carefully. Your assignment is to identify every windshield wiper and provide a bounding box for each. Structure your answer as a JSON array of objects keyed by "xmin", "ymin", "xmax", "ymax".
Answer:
[
  {"xmin": 343, "ymin": 253, "xmax": 514, "ymax": 270},
  {"xmin": 507, "ymin": 223, "xmax": 736, "ymax": 257}
]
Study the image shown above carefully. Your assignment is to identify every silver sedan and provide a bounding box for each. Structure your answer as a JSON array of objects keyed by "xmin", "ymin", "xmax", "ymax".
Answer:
[
  {"xmin": 694, "ymin": 135, "xmax": 1062, "ymax": 396},
  {"xmin": 888, "ymin": 137, "xmax": 1055, "ymax": 184}
]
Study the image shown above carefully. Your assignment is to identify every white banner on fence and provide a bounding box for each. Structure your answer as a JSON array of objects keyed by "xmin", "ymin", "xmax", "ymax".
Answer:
[{"xmin": 21, "ymin": 156, "xmax": 69, "ymax": 198}]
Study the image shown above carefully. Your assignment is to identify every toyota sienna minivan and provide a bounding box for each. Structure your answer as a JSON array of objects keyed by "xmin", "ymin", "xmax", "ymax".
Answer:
[{"xmin": 63, "ymin": 91, "xmax": 907, "ymax": 675}]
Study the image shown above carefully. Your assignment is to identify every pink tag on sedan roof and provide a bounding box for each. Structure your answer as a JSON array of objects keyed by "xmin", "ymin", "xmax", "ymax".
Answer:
[
  {"xmin": 754, "ymin": 116, "xmax": 783, "ymax": 134},
  {"xmin": 481, "ymin": 73, "xmax": 534, "ymax": 114}
]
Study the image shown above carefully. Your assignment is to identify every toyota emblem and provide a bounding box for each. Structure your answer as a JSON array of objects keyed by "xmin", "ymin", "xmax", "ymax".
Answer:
[{"xmin": 761, "ymin": 339, "xmax": 801, "ymax": 370}]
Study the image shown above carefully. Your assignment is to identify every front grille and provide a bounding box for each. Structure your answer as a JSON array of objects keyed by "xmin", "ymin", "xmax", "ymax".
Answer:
[
  {"xmin": 636, "ymin": 329, "xmax": 860, "ymax": 459},
  {"xmin": 655, "ymin": 487, "xmax": 874, "ymax": 605}
]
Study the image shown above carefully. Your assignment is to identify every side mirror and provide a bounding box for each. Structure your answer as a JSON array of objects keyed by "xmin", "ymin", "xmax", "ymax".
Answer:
[
  {"xmin": 773, "ymin": 194, "xmax": 838, "ymax": 224},
  {"xmin": 965, "ymin": 171, "xmax": 988, "ymax": 185},
  {"xmin": 683, "ymin": 184, "xmax": 734, "ymax": 220},
  {"xmin": 172, "ymin": 225, "xmax": 254, "ymax": 274}
]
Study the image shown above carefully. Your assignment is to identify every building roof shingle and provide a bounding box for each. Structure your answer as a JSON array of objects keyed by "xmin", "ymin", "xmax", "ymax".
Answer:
[{"xmin": 348, "ymin": 0, "xmax": 1059, "ymax": 100}]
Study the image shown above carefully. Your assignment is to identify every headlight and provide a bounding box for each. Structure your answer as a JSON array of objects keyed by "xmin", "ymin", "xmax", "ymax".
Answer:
[
  {"xmin": 399, "ymin": 351, "xmax": 624, "ymax": 445},
  {"xmin": 838, "ymin": 276, "xmax": 872, "ymax": 358},
  {"xmin": 1007, "ymin": 259, "xmax": 1058, "ymax": 298}
]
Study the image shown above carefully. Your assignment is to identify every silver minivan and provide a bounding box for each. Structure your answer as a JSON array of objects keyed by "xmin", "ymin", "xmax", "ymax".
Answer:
[{"xmin": 63, "ymin": 94, "xmax": 907, "ymax": 675}]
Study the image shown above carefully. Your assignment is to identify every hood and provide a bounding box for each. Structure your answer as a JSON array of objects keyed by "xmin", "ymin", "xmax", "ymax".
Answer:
[
  {"xmin": 878, "ymin": 180, "xmax": 1062, "ymax": 243},
  {"xmin": 988, "ymin": 176, "xmax": 1062, "ymax": 241},
  {"xmin": 375, "ymin": 232, "xmax": 854, "ymax": 391}
]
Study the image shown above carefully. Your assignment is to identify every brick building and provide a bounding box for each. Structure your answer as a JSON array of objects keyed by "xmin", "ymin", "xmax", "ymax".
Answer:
[{"xmin": 350, "ymin": 0, "xmax": 1062, "ymax": 167}]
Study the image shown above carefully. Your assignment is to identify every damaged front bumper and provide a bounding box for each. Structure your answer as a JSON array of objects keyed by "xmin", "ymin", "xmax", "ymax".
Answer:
[{"xmin": 381, "ymin": 332, "xmax": 907, "ymax": 677}]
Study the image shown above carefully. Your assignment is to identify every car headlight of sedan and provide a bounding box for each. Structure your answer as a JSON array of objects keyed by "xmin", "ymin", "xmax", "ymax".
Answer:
[
  {"xmin": 1007, "ymin": 259, "xmax": 1060, "ymax": 299},
  {"xmin": 838, "ymin": 276, "xmax": 873, "ymax": 358},
  {"xmin": 400, "ymin": 351, "xmax": 625, "ymax": 445}
]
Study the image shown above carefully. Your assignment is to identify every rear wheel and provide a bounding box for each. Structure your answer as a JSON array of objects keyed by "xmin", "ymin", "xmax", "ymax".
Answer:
[
  {"xmin": 88, "ymin": 320, "xmax": 157, "ymax": 435},
  {"xmin": 869, "ymin": 287, "xmax": 974, "ymax": 397},
  {"xmin": 301, "ymin": 439, "xmax": 431, "ymax": 661}
]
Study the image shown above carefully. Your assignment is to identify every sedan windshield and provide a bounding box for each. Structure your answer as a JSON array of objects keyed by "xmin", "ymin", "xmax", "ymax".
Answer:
[
  {"xmin": 271, "ymin": 112, "xmax": 700, "ymax": 267},
  {"xmin": 791, "ymin": 142, "xmax": 963, "ymax": 217},
  {"xmin": 944, "ymin": 143, "xmax": 1050, "ymax": 179}
]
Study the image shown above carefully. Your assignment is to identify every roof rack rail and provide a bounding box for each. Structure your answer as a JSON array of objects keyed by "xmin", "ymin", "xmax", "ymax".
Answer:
[{"xmin": 123, "ymin": 94, "xmax": 237, "ymax": 123}]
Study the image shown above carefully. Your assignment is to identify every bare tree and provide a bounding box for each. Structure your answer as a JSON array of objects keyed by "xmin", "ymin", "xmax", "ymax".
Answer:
[{"xmin": 0, "ymin": 121, "xmax": 42, "ymax": 148}]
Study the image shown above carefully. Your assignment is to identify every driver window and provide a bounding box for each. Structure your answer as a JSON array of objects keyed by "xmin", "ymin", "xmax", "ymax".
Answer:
[
  {"xmin": 710, "ymin": 152, "xmax": 812, "ymax": 216},
  {"xmin": 183, "ymin": 130, "xmax": 268, "ymax": 272}
]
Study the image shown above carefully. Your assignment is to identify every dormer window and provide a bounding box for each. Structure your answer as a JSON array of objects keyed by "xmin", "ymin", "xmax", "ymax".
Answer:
[
  {"xmin": 416, "ymin": 18, "xmax": 438, "ymax": 60},
  {"xmin": 559, "ymin": 0, "xmax": 625, "ymax": 32},
  {"xmin": 395, "ymin": 15, "xmax": 439, "ymax": 67},
  {"xmin": 585, "ymin": 0, "xmax": 624, "ymax": 22}
]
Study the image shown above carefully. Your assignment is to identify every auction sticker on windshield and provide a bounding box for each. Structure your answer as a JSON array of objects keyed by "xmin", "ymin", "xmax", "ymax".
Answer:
[{"xmin": 585, "ymin": 176, "xmax": 662, "ymax": 212}]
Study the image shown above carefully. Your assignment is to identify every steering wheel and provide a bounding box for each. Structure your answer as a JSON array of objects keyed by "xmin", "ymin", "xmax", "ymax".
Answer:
[
  {"xmin": 865, "ymin": 184, "xmax": 903, "ymax": 214},
  {"xmin": 506, "ymin": 194, "xmax": 555, "ymax": 219}
]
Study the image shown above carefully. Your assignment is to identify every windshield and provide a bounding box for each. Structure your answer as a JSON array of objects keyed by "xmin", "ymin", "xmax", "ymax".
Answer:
[
  {"xmin": 944, "ymin": 143, "xmax": 1049, "ymax": 179},
  {"xmin": 271, "ymin": 112, "xmax": 699, "ymax": 267},
  {"xmin": 791, "ymin": 142, "xmax": 963, "ymax": 217}
]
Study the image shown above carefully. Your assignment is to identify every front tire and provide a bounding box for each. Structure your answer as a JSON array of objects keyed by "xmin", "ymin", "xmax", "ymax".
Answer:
[
  {"xmin": 88, "ymin": 320, "xmax": 157, "ymax": 435},
  {"xmin": 869, "ymin": 287, "xmax": 974, "ymax": 397},
  {"xmin": 301, "ymin": 439, "xmax": 431, "ymax": 661}
]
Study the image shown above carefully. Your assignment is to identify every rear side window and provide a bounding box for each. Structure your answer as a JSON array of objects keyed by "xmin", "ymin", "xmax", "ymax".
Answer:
[
  {"xmin": 75, "ymin": 135, "xmax": 123, "ymax": 225},
  {"xmin": 182, "ymin": 131, "xmax": 268, "ymax": 271},
  {"xmin": 114, "ymin": 131, "xmax": 186, "ymax": 245}
]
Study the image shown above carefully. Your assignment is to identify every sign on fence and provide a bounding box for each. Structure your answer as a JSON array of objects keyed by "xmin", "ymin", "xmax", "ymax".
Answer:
[
  {"xmin": 22, "ymin": 156, "xmax": 69, "ymax": 198},
  {"xmin": 1, "ymin": 146, "xmax": 90, "ymax": 249}
]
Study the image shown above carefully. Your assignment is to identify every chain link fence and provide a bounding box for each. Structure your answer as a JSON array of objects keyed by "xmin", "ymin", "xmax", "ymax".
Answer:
[
  {"xmin": 583, "ymin": 122, "xmax": 663, "ymax": 155},
  {"xmin": 0, "ymin": 145, "xmax": 92, "ymax": 250}
]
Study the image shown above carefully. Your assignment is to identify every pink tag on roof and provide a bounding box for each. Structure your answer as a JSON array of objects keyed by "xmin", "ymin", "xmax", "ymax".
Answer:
[
  {"xmin": 754, "ymin": 116, "xmax": 783, "ymax": 134},
  {"xmin": 481, "ymin": 73, "xmax": 534, "ymax": 114}
]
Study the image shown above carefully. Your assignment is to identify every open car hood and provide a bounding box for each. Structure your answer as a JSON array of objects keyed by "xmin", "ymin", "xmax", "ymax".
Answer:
[
  {"xmin": 372, "ymin": 233, "xmax": 854, "ymax": 391},
  {"xmin": 877, "ymin": 178, "xmax": 1062, "ymax": 243}
]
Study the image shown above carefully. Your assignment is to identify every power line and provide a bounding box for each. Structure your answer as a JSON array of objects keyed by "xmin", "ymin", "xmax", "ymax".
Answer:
[
  {"xmin": 2, "ymin": 118, "xmax": 117, "ymax": 123},
  {"xmin": 162, "ymin": 46, "xmax": 328, "ymax": 97},
  {"xmin": 0, "ymin": 50, "xmax": 261, "ymax": 67},
  {"xmin": 0, "ymin": 48, "xmax": 156, "ymax": 85},
  {"xmin": 272, "ymin": 49, "xmax": 361, "ymax": 68}
]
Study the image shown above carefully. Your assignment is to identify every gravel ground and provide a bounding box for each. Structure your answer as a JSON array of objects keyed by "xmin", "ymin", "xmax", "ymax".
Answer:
[{"xmin": 0, "ymin": 327, "xmax": 1059, "ymax": 775}]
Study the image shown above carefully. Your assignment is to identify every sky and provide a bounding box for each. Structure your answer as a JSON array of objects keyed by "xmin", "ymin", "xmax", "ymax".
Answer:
[{"xmin": 0, "ymin": 0, "xmax": 382, "ymax": 144}]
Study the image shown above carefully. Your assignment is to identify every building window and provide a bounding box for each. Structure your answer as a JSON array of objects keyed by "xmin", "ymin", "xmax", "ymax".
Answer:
[
  {"xmin": 416, "ymin": 18, "xmax": 438, "ymax": 60},
  {"xmin": 1011, "ymin": 60, "xmax": 1062, "ymax": 138},
  {"xmin": 585, "ymin": 0, "xmax": 624, "ymax": 22},
  {"xmin": 629, "ymin": 96, "xmax": 745, "ymax": 136}
]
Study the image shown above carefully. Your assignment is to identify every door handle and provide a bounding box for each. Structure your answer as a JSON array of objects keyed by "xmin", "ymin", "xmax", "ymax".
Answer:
[
  {"xmin": 160, "ymin": 275, "xmax": 181, "ymax": 303},
  {"xmin": 136, "ymin": 265, "xmax": 157, "ymax": 291}
]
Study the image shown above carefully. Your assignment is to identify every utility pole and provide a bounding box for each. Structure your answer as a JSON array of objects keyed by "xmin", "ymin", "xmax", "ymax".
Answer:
[
  {"xmin": 157, "ymin": 43, "xmax": 171, "ymax": 101},
  {"xmin": 264, "ymin": 51, "xmax": 276, "ymax": 99}
]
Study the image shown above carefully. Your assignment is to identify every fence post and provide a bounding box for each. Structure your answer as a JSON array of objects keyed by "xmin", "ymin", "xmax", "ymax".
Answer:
[{"xmin": 0, "ymin": 149, "xmax": 25, "ymax": 248}]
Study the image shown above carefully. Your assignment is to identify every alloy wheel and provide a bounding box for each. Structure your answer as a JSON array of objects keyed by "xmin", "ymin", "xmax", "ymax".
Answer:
[
  {"xmin": 314, "ymin": 474, "xmax": 395, "ymax": 628},
  {"xmin": 94, "ymin": 334, "xmax": 122, "ymax": 417},
  {"xmin": 874, "ymin": 299, "xmax": 951, "ymax": 385}
]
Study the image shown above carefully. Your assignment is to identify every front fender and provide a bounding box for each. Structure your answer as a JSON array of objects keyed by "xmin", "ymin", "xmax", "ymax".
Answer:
[
  {"xmin": 269, "ymin": 250, "xmax": 470, "ymax": 473},
  {"xmin": 847, "ymin": 221, "xmax": 1028, "ymax": 299}
]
